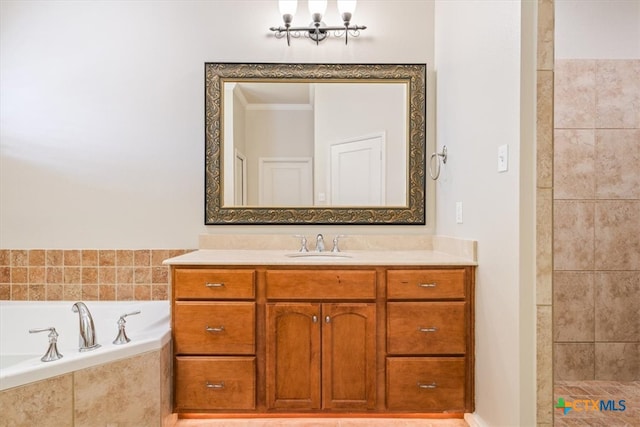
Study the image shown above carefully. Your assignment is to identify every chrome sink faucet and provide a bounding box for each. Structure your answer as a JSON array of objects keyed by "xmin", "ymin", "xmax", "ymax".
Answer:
[
  {"xmin": 72, "ymin": 302, "xmax": 101, "ymax": 352},
  {"xmin": 315, "ymin": 233, "xmax": 325, "ymax": 252}
]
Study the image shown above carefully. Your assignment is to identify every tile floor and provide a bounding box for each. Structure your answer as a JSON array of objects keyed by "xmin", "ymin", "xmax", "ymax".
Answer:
[
  {"xmin": 554, "ymin": 381, "xmax": 640, "ymax": 426},
  {"xmin": 174, "ymin": 418, "xmax": 468, "ymax": 427}
]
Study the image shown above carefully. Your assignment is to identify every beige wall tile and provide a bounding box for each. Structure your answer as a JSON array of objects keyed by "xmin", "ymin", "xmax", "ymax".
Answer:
[
  {"xmin": 81, "ymin": 250, "xmax": 98, "ymax": 266},
  {"xmin": 595, "ymin": 129, "xmax": 640, "ymax": 199},
  {"xmin": 116, "ymin": 249, "xmax": 134, "ymax": 265},
  {"xmin": 595, "ymin": 343, "xmax": 640, "ymax": 381},
  {"xmin": 595, "ymin": 272, "xmax": 640, "ymax": 342},
  {"xmin": 537, "ymin": 0, "xmax": 554, "ymax": 71},
  {"xmin": 553, "ymin": 201, "xmax": 595, "ymax": 270},
  {"xmin": 538, "ymin": 71, "xmax": 554, "ymax": 188},
  {"xmin": 64, "ymin": 249, "xmax": 82, "ymax": 266},
  {"xmin": 595, "ymin": 60, "xmax": 640, "ymax": 129},
  {"xmin": 10, "ymin": 250, "xmax": 28, "ymax": 266},
  {"xmin": 537, "ymin": 306, "xmax": 553, "ymax": 423},
  {"xmin": 595, "ymin": 201, "xmax": 640, "ymax": 270},
  {"xmin": 554, "ymin": 130, "xmax": 595, "ymax": 199},
  {"xmin": 554, "ymin": 343, "xmax": 595, "ymax": 381},
  {"xmin": 537, "ymin": 189, "xmax": 553, "ymax": 305},
  {"xmin": 0, "ymin": 374, "xmax": 73, "ymax": 427},
  {"xmin": 46, "ymin": 249, "xmax": 63, "ymax": 266},
  {"xmin": 555, "ymin": 60, "xmax": 596, "ymax": 129},
  {"xmin": 74, "ymin": 351, "xmax": 161, "ymax": 427},
  {"xmin": 98, "ymin": 249, "xmax": 116, "ymax": 266},
  {"xmin": 28, "ymin": 249, "xmax": 45, "ymax": 266},
  {"xmin": 553, "ymin": 272, "xmax": 594, "ymax": 342}
]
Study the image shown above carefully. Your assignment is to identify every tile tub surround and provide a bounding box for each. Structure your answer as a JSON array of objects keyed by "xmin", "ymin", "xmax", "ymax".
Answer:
[
  {"xmin": 0, "ymin": 343, "xmax": 173, "ymax": 427},
  {"xmin": 553, "ymin": 59, "xmax": 640, "ymax": 383},
  {"xmin": 0, "ymin": 249, "xmax": 192, "ymax": 301}
]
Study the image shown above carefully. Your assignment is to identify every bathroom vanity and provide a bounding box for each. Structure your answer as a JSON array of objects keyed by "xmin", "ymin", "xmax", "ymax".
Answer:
[{"xmin": 165, "ymin": 243, "xmax": 476, "ymax": 417}]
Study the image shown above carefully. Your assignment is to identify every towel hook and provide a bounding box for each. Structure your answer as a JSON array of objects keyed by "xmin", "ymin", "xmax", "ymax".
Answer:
[{"xmin": 429, "ymin": 145, "xmax": 447, "ymax": 180}]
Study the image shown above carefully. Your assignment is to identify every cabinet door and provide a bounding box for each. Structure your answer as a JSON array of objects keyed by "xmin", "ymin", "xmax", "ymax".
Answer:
[
  {"xmin": 266, "ymin": 303, "xmax": 321, "ymax": 410},
  {"xmin": 322, "ymin": 303, "xmax": 376, "ymax": 410}
]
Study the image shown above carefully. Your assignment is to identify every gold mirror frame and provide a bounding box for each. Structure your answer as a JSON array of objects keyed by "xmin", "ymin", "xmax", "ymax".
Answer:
[{"xmin": 204, "ymin": 63, "xmax": 426, "ymax": 225}]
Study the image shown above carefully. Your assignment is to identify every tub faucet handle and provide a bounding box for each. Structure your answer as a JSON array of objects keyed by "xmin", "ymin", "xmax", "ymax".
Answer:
[
  {"xmin": 29, "ymin": 327, "xmax": 64, "ymax": 362},
  {"xmin": 113, "ymin": 310, "xmax": 141, "ymax": 345}
]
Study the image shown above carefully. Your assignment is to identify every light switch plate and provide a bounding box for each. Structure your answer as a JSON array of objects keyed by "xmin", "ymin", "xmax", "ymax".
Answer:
[
  {"xmin": 498, "ymin": 144, "xmax": 509, "ymax": 172},
  {"xmin": 455, "ymin": 201, "xmax": 463, "ymax": 224}
]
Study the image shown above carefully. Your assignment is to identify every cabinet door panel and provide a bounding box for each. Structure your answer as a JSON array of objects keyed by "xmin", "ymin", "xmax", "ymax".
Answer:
[
  {"xmin": 266, "ymin": 303, "xmax": 321, "ymax": 409},
  {"xmin": 322, "ymin": 303, "xmax": 376, "ymax": 410}
]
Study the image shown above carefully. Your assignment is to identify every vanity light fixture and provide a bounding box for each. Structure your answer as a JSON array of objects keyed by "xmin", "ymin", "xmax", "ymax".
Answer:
[{"xmin": 270, "ymin": 0, "xmax": 366, "ymax": 46}]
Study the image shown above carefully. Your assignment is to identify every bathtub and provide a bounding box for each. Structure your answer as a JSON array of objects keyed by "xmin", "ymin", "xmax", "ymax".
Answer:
[{"xmin": 0, "ymin": 300, "xmax": 170, "ymax": 391}]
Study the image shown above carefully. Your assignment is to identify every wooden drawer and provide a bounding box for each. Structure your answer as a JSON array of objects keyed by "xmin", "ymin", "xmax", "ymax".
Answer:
[
  {"xmin": 174, "ymin": 302, "xmax": 255, "ymax": 354},
  {"xmin": 175, "ymin": 356, "xmax": 256, "ymax": 411},
  {"xmin": 387, "ymin": 302, "xmax": 466, "ymax": 355},
  {"xmin": 174, "ymin": 268, "xmax": 255, "ymax": 300},
  {"xmin": 266, "ymin": 270, "xmax": 376, "ymax": 300},
  {"xmin": 386, "ymin": 357, "xmax": 465, "ymax": 411},
  {"xmin": 387, "ymin": 269, "xmax": 465, "ymax": 300}
]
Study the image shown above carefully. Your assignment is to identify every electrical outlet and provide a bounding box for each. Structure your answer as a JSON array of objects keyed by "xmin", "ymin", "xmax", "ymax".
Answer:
[{"xmin": 455, "ymin": 202, "xmax": 463, "ymax": 224}]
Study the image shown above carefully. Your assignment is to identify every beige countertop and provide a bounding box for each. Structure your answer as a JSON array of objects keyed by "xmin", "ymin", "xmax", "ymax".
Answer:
[{"xmin": 163, "ymin": 249, "xmax": 476, "ymax": 266}]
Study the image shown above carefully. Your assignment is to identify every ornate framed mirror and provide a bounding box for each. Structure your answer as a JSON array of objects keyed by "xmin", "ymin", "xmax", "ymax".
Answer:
[{"xmin": 205, "ymin": 63, "xmax": 426, "ymax": 224}]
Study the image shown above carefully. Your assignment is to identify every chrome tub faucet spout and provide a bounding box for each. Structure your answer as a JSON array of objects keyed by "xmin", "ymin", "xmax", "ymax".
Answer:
[{"xmin": 72, "ymin": 302, "xmax": 101, "ymax": 352}]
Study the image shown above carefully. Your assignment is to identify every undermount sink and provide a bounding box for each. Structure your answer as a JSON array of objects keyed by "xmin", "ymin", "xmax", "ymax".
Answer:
[{"xmin": 286, "ymin": 252, "xmax": 352, "ymax": 259}]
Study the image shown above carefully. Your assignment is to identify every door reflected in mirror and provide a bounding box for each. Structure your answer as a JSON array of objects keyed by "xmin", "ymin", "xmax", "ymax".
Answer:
[{"xmin": 223, "ymin": 81, "xmax": 407, "ymax": 208}]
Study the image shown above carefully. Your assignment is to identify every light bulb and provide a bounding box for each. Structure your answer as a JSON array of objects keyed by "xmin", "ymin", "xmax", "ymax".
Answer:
[
  {"xmin": 279, "ymin": 0, "xmax": 297, "ymax": 17},
  {"xmin": 337, "ymin": 0, "xmax": 356, "ymax": 16},
  {"xmin": 308, "ymin": 0, "xmax": 327, "ymax": 17}
]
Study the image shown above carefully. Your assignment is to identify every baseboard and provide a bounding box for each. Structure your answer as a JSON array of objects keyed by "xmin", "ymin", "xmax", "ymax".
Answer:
[{"xmin": 464, "ymin": 412, "xmax": 490, "ymax": 427}]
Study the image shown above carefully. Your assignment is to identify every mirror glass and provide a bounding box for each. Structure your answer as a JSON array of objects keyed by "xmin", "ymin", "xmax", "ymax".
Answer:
[{"xmin": 205, "ymin": 63, "xmax": 426, "ymax": 225}]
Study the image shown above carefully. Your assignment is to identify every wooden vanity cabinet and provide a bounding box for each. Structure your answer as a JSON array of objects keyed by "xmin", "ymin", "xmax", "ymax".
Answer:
[{"xmin": 170, "ymin": 264, "xmax": 475, "ymax": 415}]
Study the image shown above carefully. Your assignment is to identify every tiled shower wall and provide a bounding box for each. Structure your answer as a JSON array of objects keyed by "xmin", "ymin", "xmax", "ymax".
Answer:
[
  {"xmin": 553, "ymin": 59, "xmax": 640, "ymax": 381},
  {"xmin": 0, "ymin": 249, "xmax": 192, "ymax": 301}
]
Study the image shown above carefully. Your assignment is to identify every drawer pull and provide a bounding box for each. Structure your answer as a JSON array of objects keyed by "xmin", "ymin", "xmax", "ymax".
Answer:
[
  {"xmin": 418, "ymin": 327, "xmax": 438, "ymax": 333},
  {"xmin": 205, "ymin": 325, "xmax": 225, "ymax": 333},
  {"xmin": 205, "ymin": 282, "xmax": 225, "ymax": 288},
  {"xmin": 205, "ymin": 381, "xmax": 225, "ymax": 389},
  {"xmin": 418, "ymin": 282, "xmax": 437, "ymax": 288},
  {"xmin": 417, "ymin": 382, "xmax": 437, "ymax": 389}
]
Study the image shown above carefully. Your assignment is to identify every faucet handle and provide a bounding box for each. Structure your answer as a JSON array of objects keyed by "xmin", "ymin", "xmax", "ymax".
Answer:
[
  {"xmin": 294, "ymin": 235, "xmax": 309, "ymax": 252},
  {"xmin": 29, "ymin": 327, "xmax": 64, "ymax": 362},
  {"xmin": 331, "ymin": 235, "xmax": 346, "ymax": 253},
  {"xmin": 113, "ymin": 310, "xmax": 141, "ymax": 345}
]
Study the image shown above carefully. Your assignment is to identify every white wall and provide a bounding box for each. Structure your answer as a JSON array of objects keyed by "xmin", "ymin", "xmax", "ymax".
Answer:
[
  {"xmin": 0, "ymin": 0, "xmax": 435, "ymax": 249},
  {"xmin": 555, "ymin": 0, "xmax": 640, "ymax": 59},
  {"xmin": 434, "ymin": 1, "xmax": 535, "ymax": 425}
]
